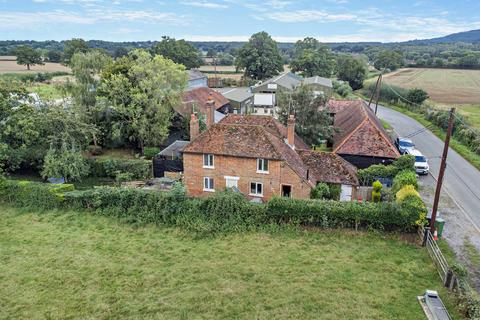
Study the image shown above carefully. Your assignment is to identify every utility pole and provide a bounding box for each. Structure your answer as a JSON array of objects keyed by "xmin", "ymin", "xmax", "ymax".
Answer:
[
  {"xmin": 430, "ymin": 107, "xmax": 455, "ymax": 231},
  {"xmin": 368, "ymin": 73, "xmax": 382, "ymax": 115}
]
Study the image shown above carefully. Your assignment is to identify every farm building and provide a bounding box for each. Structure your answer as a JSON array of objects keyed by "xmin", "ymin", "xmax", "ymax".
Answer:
[
  {"xmin": 218, "ymin": 87, "xmax": 253, "ymax": 114},
  {"xmin": 329, "ymin": 99, "xmax": 400, "ymax": 168},
  {"xmin": 303, "ymin": 76, "xmax": 333, "ymax": 97},
  {"xmin": 187, "ymin": 69, "xmax": 208, "ymax": 89},
  {"xmin": 178, "ymin": 87, "xmax": 231, "ymax": 121}
]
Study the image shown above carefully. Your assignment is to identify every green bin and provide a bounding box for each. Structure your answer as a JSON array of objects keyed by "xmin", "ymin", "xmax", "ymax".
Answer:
[{"xmin": 435, "ymin": 218, "xmax": 445, "ymax": 238}]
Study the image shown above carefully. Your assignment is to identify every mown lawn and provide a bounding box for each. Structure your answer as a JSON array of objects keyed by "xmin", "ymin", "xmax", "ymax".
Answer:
[{"xmin": 0, "ymin": 206, "xmax": 463, "ymax": 319}]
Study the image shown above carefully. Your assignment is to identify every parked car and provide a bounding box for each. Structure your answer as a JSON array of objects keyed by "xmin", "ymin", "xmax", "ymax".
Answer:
[
  {"xmin": 395, "ymin": 137, "xmax": 415, "ymax": 154},
  {"xmin": 406, "ymin": 149, "xmax": 429, "ymax": 175}
]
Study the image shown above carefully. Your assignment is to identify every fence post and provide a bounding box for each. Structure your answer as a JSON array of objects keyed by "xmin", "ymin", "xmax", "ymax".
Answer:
[
  {"xmin": 445, "ymin": 269, "xmax": 454, "ymax": 288},
  {"xmin": 422, "ymin": 227, "xmax": 430, "ymax": 247}
]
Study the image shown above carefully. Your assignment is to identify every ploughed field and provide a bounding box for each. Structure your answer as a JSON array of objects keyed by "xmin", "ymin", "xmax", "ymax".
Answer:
[
  {"xmin": 383, "ymin": 68, "xmax": 480, "ymax": 105},
  {"xmin": 0, "ymin": 206, "xmax": 463, "ymax": 319}
]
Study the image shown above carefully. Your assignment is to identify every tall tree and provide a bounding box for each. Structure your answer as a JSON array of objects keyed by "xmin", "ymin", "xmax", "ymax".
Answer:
[
  {"xmin": 100, "ymin": 49, "xmax": 187, "ymax": 153},
  {"xmin": 63, "ymin": 38, "xmax": 89, "ymax": 64},
  {"xmin": 41, "ymin": 142, "xmax": 90, "ymax": 182},
  {"xmin": 235, "ymin": 31, "xmax": 283, "ymax": 80},
  {"xmin": 336, "ymin": 54, "xmax": 367, "ymax": 90},
  {"xmin": 47, "ymin": 50, "xmax": 63, "ymax": 63},
  {"xmin": 290, "ymin": 37, "xmax": 336, "ymax": 77},
  {"xmin": 152, "ymin": 36, "xmax": 202, "ymax": 69},
  {"xmin": 373, "ymin": 50, "xmax": 404, "ymax": 71},
  {"xmin": 277, "ymin": 85, "xmax": 335, "ymax": 147},
  {"xmin": 13, "ymin": 45, "xmax": 44, "ymax": 70}
]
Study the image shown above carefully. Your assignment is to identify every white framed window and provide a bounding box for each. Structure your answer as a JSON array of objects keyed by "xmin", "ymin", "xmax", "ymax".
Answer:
[
  {"xmin": 257, "ymin": 158, "xmax": 269, "ymax": 173},
  {"xmin": 203, "ymin": 154, "xmax": 214, "ymax": 168},
  {"xmin": 203, "ymin": 177, "xmax": 215, "ymax": 192},
  {"xmin": 225, "ymin": 176, "xmax": 239, "ymax": 189},
  {"xmin": 250, "ymin": 182, "xmax": 263, "ymax": 196}
]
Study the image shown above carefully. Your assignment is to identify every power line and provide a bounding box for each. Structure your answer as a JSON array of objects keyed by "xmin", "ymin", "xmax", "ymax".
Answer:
[{"xmin": 445, "ymin": 163, "xmax": 480, "ymax": 203}]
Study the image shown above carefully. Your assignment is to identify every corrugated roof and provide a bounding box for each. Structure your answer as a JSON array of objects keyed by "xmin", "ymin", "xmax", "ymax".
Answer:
[
  {"xmin": 188, "ymin": 69, "xmax": 206, "ymax": 81},
  {"xmin": 159, "ymin": 140, "xmax": 189, "ymax": 158},
  {"xmin": 332, "ymin": 100, "xmax": 400, "ymax": 159},
  {"xmin": 221, "ymin": 87, "xmax": 253, "ymax": 102},
  {"xmin": 303, "ymin": 76, "xmax": 333, "ymax": 88},
  {"xmin": 253, "ymin": 72, "xmax": 303, "ymax": 91}
]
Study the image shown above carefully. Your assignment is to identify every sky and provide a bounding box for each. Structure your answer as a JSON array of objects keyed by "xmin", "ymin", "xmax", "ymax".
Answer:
[{"xmin": 1, "ymin": 0, "xmax": 480, "ymax": 43}]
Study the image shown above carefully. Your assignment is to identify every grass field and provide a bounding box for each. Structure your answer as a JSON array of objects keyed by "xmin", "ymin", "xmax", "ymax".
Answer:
[
  {"xmin": 0, "ymin": 59, "xmax": 71, "ymax": 74},
  {"xmin": 0, "ymin": 206, "xmax": 463, "ymax": 319},
  {"xmin": 382, "ymin": 68, "xmax": 480, "ymax": 105}
]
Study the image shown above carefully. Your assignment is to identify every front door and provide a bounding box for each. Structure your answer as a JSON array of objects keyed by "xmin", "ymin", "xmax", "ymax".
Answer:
[{"xmin": 340, "ymin": 185, "xmax": 352, "ymax": 201}]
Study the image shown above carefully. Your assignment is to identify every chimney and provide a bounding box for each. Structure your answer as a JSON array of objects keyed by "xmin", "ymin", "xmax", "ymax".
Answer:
[
  {"xmin": 287, "ymin": 114, "xmax": 295, "ymax": 148},
  {"xmin": 190, "ymin": 113, "xmax": 199, "ymax": 141},
  {"xmin": 206, "ymin": 93, "xmax": 215, "ymax": 128}
]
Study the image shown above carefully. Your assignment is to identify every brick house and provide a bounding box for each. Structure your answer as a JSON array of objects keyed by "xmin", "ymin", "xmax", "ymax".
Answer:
[{"xmin": 182, "ymin": 106, "xmax": 358, "ymax": 201}]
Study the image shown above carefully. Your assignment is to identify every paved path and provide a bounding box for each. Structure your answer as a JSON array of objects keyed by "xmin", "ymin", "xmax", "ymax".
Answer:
[{"xmin": 375, "ymin": 105, "xmax": 480, "ymax": 232}]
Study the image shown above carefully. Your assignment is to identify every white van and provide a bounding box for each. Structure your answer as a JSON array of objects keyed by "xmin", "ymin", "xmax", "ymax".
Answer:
[{"xmin": 406, "ymin": 149, "xmax": 429, "ymax": 175}]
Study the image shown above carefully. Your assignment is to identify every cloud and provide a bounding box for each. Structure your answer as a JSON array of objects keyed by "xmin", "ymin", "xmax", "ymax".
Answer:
[
  {"xmin": 180, "ymin": 1, "xmax": 228, "ymax": 9},
  {"xmin": 0, "ymin": 10, "xmax": 96, "ymax": 27},
  {"xmin": 265, "ymin": 10, "xmax": 356, "ymax": 23}
]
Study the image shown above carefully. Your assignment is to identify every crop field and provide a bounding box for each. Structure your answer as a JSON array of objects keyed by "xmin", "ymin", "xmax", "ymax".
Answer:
[
  {"xmin": 0, "ymin": 57, "xmax": 71, "ymax": 74},
  {"xmin": 0, "ymin": 206, "xmax": 463, "ymax": 319},
  {"xmin": 383, "ymin": 68, "xmax": 480, "ymax": 105}
]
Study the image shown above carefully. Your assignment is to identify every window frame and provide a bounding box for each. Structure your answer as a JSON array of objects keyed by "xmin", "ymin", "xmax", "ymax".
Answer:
[
  {"xmin": 256, "ymin": 158, "xmax": 269, "ymax": 174},
  {"xmin": 203, "ymin": 154, "xmax": 214, "ymax": 169},
  {"xmin": 250, "ymin": 181, "xmax": 263, "ymax": 197},
  {"xmin": 203, "ymin": 177, "xmax": 215, "ymax": 192}
]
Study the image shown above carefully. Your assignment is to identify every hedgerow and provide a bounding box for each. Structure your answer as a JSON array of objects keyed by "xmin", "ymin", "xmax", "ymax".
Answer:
[
  {"xmin": 358, "ymin": 155, "xmax": 415, "ymax": 186},
  {"xmin": 0, "ymin": 180, "xmax": 425, "ymax": 235},
  {"xmin": 89, "ymin": 158, "xmax": 152, "ymax": 180}
]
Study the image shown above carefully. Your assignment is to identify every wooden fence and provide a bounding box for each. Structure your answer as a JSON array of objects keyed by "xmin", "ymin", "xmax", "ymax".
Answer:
[{"xmin": 418, "ymin": 225, "xmax": 458, "ymax": 290}]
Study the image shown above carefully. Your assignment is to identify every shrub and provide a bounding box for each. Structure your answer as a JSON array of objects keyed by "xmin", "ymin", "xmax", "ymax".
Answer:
[
  {"xmin": 310, "ymin": 183, "xmax": 330, "ymax": 199},
  {"xmin": 372, "ymin": 180, "xmax": 382, "ymax": 202},
  {"xmin": 399, "ymin": 194, "xmax": 427, "ymax": 226},
  {"xmin": 392, "ymin": 170, "xmax": 418, "ymax": 193},
  {"xmin": 143, "ymin": 147, "xmax": 160, "ymax": 160},
  {"xmin": 0, "ymin": 180, "xmax": 74, "ymax": 209},
  {"xmin": 328, "ymin": 184, "xmax": 341, "ymax": 201},
  {"xmin": 396, "ymin": 185, "xmax": 420, "ymax": 203},
  {"xmin": 86, "ymin": 145, "xmax": 103, "ymax": 156},
  {"xmin": 266, "ymin": 197, "xmax": 419, "ymax": 231},
  {"xmin": 357, "ymin": 155, "xmax": 415, "ymax": 186},
  {"xmin": 90, "ymin": 158, "xmax": 152, "ymax": 180}
]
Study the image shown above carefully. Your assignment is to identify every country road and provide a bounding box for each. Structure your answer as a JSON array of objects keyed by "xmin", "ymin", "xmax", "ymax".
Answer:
[{"xmin": 376, "ymin": 105, "xmax": 480, "ymax": 231}]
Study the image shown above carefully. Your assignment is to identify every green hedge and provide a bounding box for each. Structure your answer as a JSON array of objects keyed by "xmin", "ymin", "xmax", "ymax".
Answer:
[
  {"xmin": 89, "ymin": 158, "xmax": 152, "ymax": 180},
  {"xmin": 358, "ymin": 155, "xmax": 415, "ymax": 186},
  {"xmin": 0, "ymin": 180, "xmax": 424, "ymax": 234},
  {"xmin": 266, "ymin": 197, "xmax": 420, "ymax": 231}
]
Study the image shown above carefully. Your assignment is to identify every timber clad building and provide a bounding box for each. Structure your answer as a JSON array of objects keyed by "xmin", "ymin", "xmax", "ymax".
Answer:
[{"xmin": 182, "ymin": 105, "xmax": 358, "ymax": 202}]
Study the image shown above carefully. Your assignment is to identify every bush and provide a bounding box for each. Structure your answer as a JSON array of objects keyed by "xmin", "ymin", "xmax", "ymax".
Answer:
[
  {"xmin": 396, "ymin": 185, "xmax": 420, "ymax": 203},
  {"xmin": 392, "ymin": 170, "xmax": 418, "ymax": 193},
  {"xmin": 372, "ymin": 180, "xmax": 382, "ymax": 202},
  {"xmin": 266, "ymin": 197, "xmax": 419, "ymax": 230},
  {"xmin": 398, "ymin": 194, "xmax": 426, "ymax": 226},
  {"xmin": 328, "ymin": 184, "xmax": 341, "ymax": 201},
  {"xmin": 89, "ymin": 158, "xmax": 152, "ymax": 180},
  {"xmin": 143, "ymin": 147, "xmax": 160, "ymax": 160},
  {"xmin": 310, "ymin": 183, "xmax": 330, "ymax": 199},
  {"xmin": 86, "ymin": 145, "xmax": 103, "ymax": 156},
  {"xmin": 357, "ymin": 155, "xmax": 415, "ymax": 186},
  {"xmin": 0, "ymin": 180, "xmax": 74, "ymax": 209}
]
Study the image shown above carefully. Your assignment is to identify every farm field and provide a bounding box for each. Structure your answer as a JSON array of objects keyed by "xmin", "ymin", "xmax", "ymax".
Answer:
[
  {"xmin": 382, "ymin": 68, "xmax": 480, "ymax": 105},
  {"xmin": 0, "ymin": 206, "xmax": 463, "ymax": 319},
  {"xmin": 0, "ymin": 57, "xmax": 71, "ymax": 74}
]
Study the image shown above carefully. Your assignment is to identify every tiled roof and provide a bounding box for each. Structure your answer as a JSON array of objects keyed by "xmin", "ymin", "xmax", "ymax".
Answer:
[
  {"xmin": 219, "ymin": 114, "xmax": 310, "ymax": 150},
  {"xmin": 297, "ymin": 150, "xmax": 359, "ymax": 185},
  {"xmin": 176, "ymin": 87, "xmax": 229, "ymax": 118},
  {"xmin": 332, "ymin": 100, "xmax": 400, "ymax": 159},
  {"xmin": 327, "ymin": 99, "xmax": 365, "ymax": 114}
]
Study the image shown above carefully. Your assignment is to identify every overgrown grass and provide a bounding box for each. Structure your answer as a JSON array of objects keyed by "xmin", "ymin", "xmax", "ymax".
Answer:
[{"xmin": 0, "ymin": 206, "xmax": 464, "ymax": 319}]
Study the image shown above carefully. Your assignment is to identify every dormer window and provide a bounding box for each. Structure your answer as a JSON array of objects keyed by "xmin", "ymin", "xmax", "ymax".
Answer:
[
  {"xmin": 257, "ymin": 158, "xmax": 269, "ymax": 173},
  {"xmin": 203, "ymin": 154, "xmax": 214, "ymax": 168}
]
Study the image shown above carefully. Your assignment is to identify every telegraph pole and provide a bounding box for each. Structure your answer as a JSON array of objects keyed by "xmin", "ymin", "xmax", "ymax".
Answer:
[
  {"xmin": 430, "ymin": 107, "xmax": 455, "ymax": 231},
  {"xmin": 368, "ymin": 74, "xmax": 383, "ymax": 115}
]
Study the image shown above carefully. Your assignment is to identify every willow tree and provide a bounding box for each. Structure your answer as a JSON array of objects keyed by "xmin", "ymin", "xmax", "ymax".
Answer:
[{"xmin": 101, "ymin": 49, "xmax": 187, "ymax": 153}]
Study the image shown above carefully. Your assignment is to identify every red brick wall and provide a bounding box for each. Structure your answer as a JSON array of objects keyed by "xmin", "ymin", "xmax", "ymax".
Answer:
[{"xmin": 183, "ymin": 153, "xmax": 311, "ymax": 201}]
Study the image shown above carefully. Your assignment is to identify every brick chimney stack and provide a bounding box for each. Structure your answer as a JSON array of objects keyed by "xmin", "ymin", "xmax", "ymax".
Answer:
[
  {"xmin": 287, "ymin": 114, "xmax": 295, "ymax": 148},
  {"xmin": 190, "ymin": 113, "xmax": 199, "ymax": 141},
  {"xmin": 206, "ymin": 94, "xmax": 215, "ymax": 128}
]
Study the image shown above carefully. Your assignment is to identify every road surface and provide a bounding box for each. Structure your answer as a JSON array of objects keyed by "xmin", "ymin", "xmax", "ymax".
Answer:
[{"xmin": 376, "ymin": 105, "xmax": 480, "ymax": 231}]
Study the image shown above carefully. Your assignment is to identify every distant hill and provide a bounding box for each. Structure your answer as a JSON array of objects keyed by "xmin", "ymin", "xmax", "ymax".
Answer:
[{"xmin": 406, "ymin": 29, "xmax": 480, "ymax": 44}]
